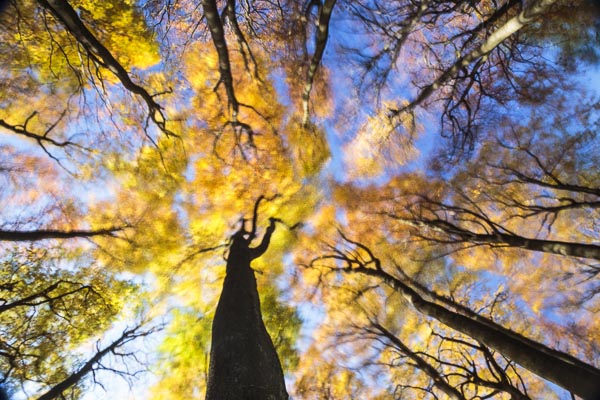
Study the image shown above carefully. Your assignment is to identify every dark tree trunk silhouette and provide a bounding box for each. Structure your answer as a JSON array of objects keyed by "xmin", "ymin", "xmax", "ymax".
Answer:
[{"xmin": 206, "ymin": 215, "xmax": 288, "ymax": 399}]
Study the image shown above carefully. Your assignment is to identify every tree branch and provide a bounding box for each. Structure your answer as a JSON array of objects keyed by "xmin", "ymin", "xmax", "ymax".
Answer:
[
  {"xmin": 0, "ymin": 114, "xmax": 82, "ymax": 150},
  {"xmin": 0, "ymin": 280, "xmax": 91, "ymax": 314},
  {"xmin": 302, "ymin": 0, "xmax": 336, "ymax": 126},
  {"xmin": 391, "ymin": 0, "xmax": 556, "ymax": 116},
  {"xmin": 35, "ymin": 324, "xmax": 157, "ymax": 400},
  {"xmin": 0, "ymin": 228, "xmax": 121, "ymax": 242},
  {"xmin": 388, "ymin": 208, "xmax": 600, "ymax": 261},
  {"xmin": 203, "ymin": 0, "xmax": 239, "ymax": 120},
  {"xmin": 313, "ymin": 233, "xmax": 600, "ymax": 398},
  {"xmin": 249, "ymin": 217, "xmax": 276, "ymax": 260},
  {"xmin": 35, "ymin": 0, "xmax": 174, "ymax": 138},
  {"xmin": 368, "ymin": 322, "xmax": 466, "ymax": 400}
]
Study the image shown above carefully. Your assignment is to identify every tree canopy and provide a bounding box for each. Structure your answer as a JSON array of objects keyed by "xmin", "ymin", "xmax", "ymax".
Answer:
[{"xmin": 0, "ymin": 0, "xmax": 599, "ymax": 398}]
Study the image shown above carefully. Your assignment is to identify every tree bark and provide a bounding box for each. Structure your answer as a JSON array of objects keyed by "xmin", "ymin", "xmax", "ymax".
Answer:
[
  {"xmin": 302, "ymin": 0, "xmax": 336, "ymax": 126},
  {"xmin": 202, "ymin": 0, "xmax": 239, "ymax": 120},
  {"xmin": 348, "ymin": 265, "xmax": 600, "ymax": 399},
  {"xmin": 206, "ymin": 220, "xmax": 288, "ymax": 400}
]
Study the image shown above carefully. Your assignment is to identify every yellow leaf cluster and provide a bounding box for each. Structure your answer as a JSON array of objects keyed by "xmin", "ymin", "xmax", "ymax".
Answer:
[{"xmin": 342, "ymin": 101, "xmax": 419, "ymax": 179}]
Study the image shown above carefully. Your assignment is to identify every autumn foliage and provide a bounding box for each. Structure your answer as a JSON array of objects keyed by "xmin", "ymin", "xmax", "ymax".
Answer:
[{"xmin": 0, "ymin": 0, "xmax": 599, "ymax": 399}]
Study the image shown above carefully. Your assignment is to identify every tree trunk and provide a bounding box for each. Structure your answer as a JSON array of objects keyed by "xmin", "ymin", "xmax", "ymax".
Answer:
[
  {"xmin": 202, "ymin": 0, "xmax": 239, "ymax": 119},
  {"xmin": 206, "ymin": 221, "xmax": 288, "ymax": 400},
  {"xmin": 350, "ymin": 265, "xmax": 600, "ymax": 399},
  {"xmin": 302, "ymin": 0, "xmax": 336, "ymax": 126}
]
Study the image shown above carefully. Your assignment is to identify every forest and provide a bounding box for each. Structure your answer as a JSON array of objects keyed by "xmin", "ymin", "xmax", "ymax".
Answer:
[{"xmin": 0, "ymin": 0, "xmax": 599, "ymax": 398}]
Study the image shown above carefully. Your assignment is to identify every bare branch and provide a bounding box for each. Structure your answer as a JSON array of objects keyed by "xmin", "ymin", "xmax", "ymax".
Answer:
[
  {"xmin": 35, "ymin": 324, "xmax": 159, "ymax": 400},
  {"xmin": 392, "ymin": 0, "xmax": 557, "ymax": 118},
  {"xmin": 0, "ymin": 227, "xmax": 122, "ymax": 242},
  {"xmin": 386, "ymin": 200, "xmax": 600, "ymax": 261},
  {"xmin": 35, "ymin": 0, "xmax": 175, "ymax": 138},
  {"xmin": 0, "ymin": 280, "xmax": 92, "ymax": 314},
  {"xmin": 0, "ymin": 113, "xmax": 84, "ymax": 150},
  {"xmin": 313, "ymin": 232, "xmax": 600, "ymax": 398},
  {"xmin": 368, "ymin": 322, "xmax": 466, "ymax": 400}
]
